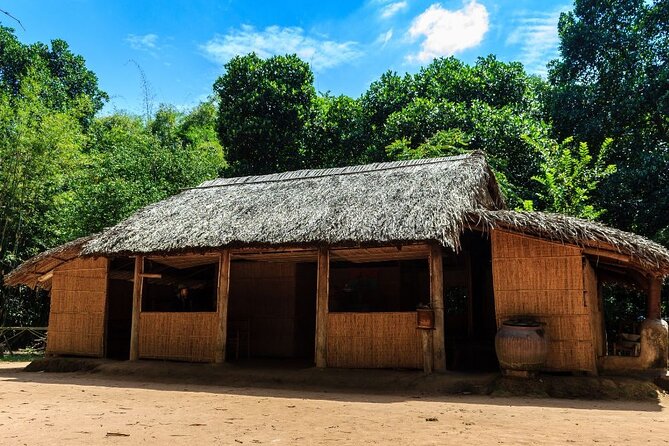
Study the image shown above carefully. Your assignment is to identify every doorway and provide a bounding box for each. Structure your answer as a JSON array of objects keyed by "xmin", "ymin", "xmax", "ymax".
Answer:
[
  {"xmin": 444, "ymin": 232, "xmax": 498, "ymax": 371},
  {"xmin": 226, "ymin": 260, "xmax": 317, "ymax": 362},
  {"xmin": 105, "ymin": 258, "xmax": 134, "ymax": 360}
]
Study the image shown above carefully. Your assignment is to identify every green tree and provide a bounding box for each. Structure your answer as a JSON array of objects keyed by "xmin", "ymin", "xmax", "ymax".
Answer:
[
  {"xmin": 525, "ymin": 137, "xmax": 617, "ymax": 219},
  {"xmin": 59, "ymin": 106, "xmax": 224, "ymax": 239},
  {"xmin": 548, "ymin": 0, "xmax": 669, "ymax": 240},
  {"xmin": 214, "ymin": 54, "xmax": 316, "ymax": 175},
  {"xmin": 360, "ymin": 71, "xmax": 415, "ymax": 161},
  {"xmin": 0, "ymin": 26, "xmax": 108, "ymax": 126},
  {"xmin": 0, "ymin": 71, "xmax": 87, "ymax": 326},
  {"xmin": 364, "ymin": 55, "xmax": 550, "ymax": 206},
  {"xmin": 302, "ymin": 94, "xmax": 368, "ymax": 168}
]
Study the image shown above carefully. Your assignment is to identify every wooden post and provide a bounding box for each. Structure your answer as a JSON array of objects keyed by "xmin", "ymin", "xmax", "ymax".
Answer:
[
  {"xmin": 214, "ymin": 250, "xmax": 231, "ymax": 363},
  {"xmin": 648, "ymin": 276, "xmax": 662, "ymax": 320},
  {"xmin": 129, "ymin": 255, "xmax": 144, "ymax": 361},
  {"xmin": 315, "ymin": 247, "xmax": 330, "ymax": 368},
  {"xmin": 420, "ymin": 330, "xmax": 433, "ymax": 374},
  {"xmin": 429, "ymin": 244, "xmax": 446, "ymax": 372}
]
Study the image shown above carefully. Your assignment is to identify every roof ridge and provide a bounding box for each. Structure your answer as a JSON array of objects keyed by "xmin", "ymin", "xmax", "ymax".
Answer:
[{"xmin": 195, "ymin": 152, "xmax": 478, "ymax": 190}]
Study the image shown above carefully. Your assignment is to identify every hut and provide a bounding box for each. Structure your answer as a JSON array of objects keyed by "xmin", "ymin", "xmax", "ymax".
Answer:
[{"xmin": 4, "ymin": 152, "xmax": 669, "ymax": 375}]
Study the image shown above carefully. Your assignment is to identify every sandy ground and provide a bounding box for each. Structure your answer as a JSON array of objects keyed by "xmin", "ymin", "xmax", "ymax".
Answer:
[{"xmin": 0, "ymin": 362, "xmax": 667, "ymax": 446}]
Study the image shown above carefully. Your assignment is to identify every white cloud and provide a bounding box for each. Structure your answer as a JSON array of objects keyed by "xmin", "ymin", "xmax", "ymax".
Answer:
[
  {"xmin": 126, "ymin": 33, "xmax": 159, "ymax": 52},
  {"xmin": 506, "ymin": 6, "xmax": 569, "ymax": 76},
  {"xmin": 380, "ymin": 1, "xmax": 408, "ymax": 19},
  {"xmin": 200, "ymin": 25, "xmax": 363, "ymax": 71},
  {"xmin": 376, "ymin": 29, "xmax": 394, "ymax": 46},
  {"xmin": 407, "ymin": 1, "xmax": 489, "ymax": 62}
]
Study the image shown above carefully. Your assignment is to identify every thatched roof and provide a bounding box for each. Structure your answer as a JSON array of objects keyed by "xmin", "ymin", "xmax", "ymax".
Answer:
[
  {"xmin": 81, "ymin": 152, "xmax": 504, "ymax": 256},
  {"xmin": 2, "ymin": 235, "xmax": 94, "ymax": 289},
  {"xmin": 5, "ymin": 152, "xmax": 669, "ymax": 288},
  {"xmin": 470, "ymin": 210, "xmax": 669, "ymax": 274}
]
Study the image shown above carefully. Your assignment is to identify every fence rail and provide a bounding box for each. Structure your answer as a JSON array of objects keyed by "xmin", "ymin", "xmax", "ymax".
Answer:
[{"xmin": 0, "ymin": 327, "xmax": 47, "ymax": 354}]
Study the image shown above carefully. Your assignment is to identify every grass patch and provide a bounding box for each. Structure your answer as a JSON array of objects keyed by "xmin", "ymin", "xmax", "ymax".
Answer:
[{"xmin": 1, "ymin": 349, "xmax": 45, "ymax": 362}]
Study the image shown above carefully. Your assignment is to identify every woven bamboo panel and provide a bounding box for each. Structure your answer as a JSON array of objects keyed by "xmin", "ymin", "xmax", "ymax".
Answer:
[
  {"xmin": 543, "ymin": 340, "xmax": 596, "ymax": 371},
  {"xmin": 138, "ymin": 312, "xmax": 217, "ymax": 362},
  {"xmin": 46, "ymin": 257, "xmax": 108, "ymax": 357},
  {"xmin": 493, "ymin": 257, "xmax": 583, "ymax": 291},
  {"xmin": 327, "ymin": 312, "xmax": 422, "ymax": 369},
  {"xmin": 492, "ymin": 230, "xmax": 581, "ymax": 258},
  {"xmin": 493, "ymin": 290, "xmax": 588, "ymax": 316},
  {"xmin": 492, "ymin": 230, "xmax": 596, "ymax": 373}
]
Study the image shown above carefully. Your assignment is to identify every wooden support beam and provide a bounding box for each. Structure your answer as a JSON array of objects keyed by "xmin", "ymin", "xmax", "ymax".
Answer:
[
  {"xmin": 214, "ymin": 250, "xmax": 231, "ymax": 364},
  {"xmin": 37, "ymin": 271, "xmax": 53, "ymax": 283},
  {"xmin": 129, "ymin": 256, "xmax": 144, "ymax": 361},
  {"xmin": 315, "ymin": 247, "xmax": 330, "ymax": 368},
  {"xmin": 648, "ymin": 276, "xmax": 662, "ymax": 320},
  {"xmin": 429, "ymin": 244, "xmax": 446, "ymax": 372},
  {"xmin": 420, "ymin": 330, "xmax": 434, "ymax": 374}
]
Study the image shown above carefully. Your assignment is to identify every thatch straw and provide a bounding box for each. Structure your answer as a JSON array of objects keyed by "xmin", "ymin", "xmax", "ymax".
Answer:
[
  {"xmin": 470, "ymin": 210, "xmax": 669, "ymax": 274},
  {"xmin": 2, "ymin": 235, "xmax": 95, "ymax": 289},
  {"xmin": 7, "ymin": 152, "xmax": 669, "ymax": 286},
  {"xmin": 82, "ymin": 152, "xmax": 503, "ymax": 256}
]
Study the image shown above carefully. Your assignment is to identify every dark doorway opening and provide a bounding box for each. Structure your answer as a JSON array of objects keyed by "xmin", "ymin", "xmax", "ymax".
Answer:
[
  {"xmin": 444, "ymin": 232, "xmax": 498, "ymax": 372},
  {"xmin": 105, "ymin": 257, "xmax": 134, "ymax": 360},
  {"xmin": 227, "ymin": 261, "xmax": 317, "ymax": 362}
]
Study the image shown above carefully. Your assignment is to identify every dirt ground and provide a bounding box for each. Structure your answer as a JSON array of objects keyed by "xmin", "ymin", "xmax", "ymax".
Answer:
[{"xmin": 0, "ymin": 362, "xmax": 667, "ymax": 446}]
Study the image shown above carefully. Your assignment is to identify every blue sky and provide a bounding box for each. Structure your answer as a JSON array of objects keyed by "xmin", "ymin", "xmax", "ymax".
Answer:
[{"xmin": 3, "ymin": 0, "xmax": 572, "ymax": 114}]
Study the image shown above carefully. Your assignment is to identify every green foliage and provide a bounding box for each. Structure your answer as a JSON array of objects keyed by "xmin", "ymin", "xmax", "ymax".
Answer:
[
  {"xmin": 58, "ymin": 106, "xmax": 224, "ymax": 239},
  {"xmin": 525, "ymin": 137, "xmax": 616, "ymax": 219},
  {"xmin": 214, "ymin": 53, "xmax": 316, "ymax": 175},
  {"xmin": 548, "ymin": 0, "xmax": 669, "ymax": 239},
  {"xmin": 0, "ymin": 70, "xmax": 86, "ymax": 263},
  {"xmin": 363, "ymin": 56, "xmax": 551, "ymax": 206},
  {"xmin": 386, "ymin": 129, "xmax": 470, "ymax": 161},
  {"xmin": 0, "ymin": 70, "xmax": 88, "ymax": 326},
  {"xmin": 302, "ymin": 93, "xmax": 368, "ymax": 168},
  {"xmin": 0, "ymin": 26, "xmax": 108, "ymax": 126}
]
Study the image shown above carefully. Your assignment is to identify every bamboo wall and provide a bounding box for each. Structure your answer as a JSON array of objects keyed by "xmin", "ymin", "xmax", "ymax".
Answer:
[
  {"xmin": 47, "ymin": 257, "xmax": 108, "ymax": 357},
  {"xmin": 327, "ymin": 312, "xmax": 422, "ymax": 369},
  {"xmin": 492, "ymin": 230, "xmax": 597, "ymax": 373},
  {"xmin": 138, "ymin": 312, "xmax": 217, "ymax": 362}
]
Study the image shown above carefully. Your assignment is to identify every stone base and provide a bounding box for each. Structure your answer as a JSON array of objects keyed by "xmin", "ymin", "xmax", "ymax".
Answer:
[{"xmin": 599, "ymin": 318, "xmax": 668, "ymax": 377}]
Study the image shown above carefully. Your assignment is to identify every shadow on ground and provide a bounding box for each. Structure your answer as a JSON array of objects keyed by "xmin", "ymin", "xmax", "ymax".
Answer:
[{"xmin": 0, "ymin": 357, "xmax": 664, "ymax": 411}]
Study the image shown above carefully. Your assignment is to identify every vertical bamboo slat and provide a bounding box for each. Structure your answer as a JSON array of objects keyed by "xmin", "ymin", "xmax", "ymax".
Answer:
[
  {"xmin": 315, "ymin": 247, "xmax": 329, "ymax": 367},
  {"xmin": 326, "ymin": 312, "xmax": 422, "ymax": 368},
  {"xmin": 214, "ymin": 250, "xmax": 231, "ymax": 363},
  {"xmin": 129, "ymin": 256, "xmax": 143, "ymax": 361},
  {"xmin": 429, "ymin": 244, "xmax": 446, "ymax": 372}
]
